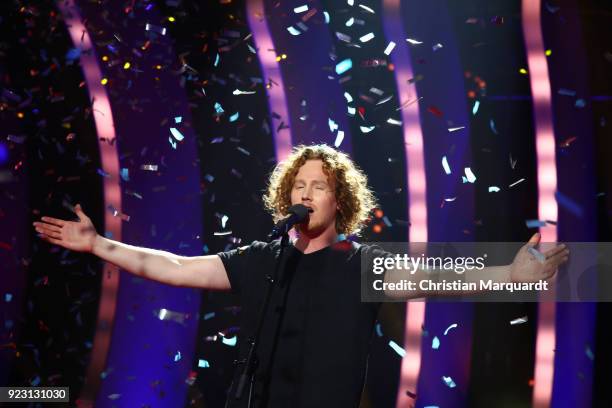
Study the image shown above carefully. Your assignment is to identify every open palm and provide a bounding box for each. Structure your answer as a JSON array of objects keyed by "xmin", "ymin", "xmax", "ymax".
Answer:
[
  {"xmin": 33, "ymin": 204, "xmax": 98, "ymax": 253},
  {"xmin": 510, "ymin": 233, "xmax": 569, "ymax": 283}
]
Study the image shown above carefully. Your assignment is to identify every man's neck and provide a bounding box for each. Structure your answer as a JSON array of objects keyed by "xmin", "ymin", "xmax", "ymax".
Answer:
[{"xmin": 293, "ymin": 227, "xmax": 338, "ymax": 254}]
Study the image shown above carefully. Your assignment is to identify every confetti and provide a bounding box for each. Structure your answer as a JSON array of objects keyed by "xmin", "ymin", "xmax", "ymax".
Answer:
[
  {"xmin": 428, "ymin": 106, "xmax": 443, "ymax": 117},
  {"xmin": 448, "ymin": 126, "xmax": 465, "ymax": 132},
  {"xmin": 442, "ymin": 376, "xmax": 456, "ymax": 388},
  {"xmin": 442, "ymin": 156, "xmax": 451, "ymax": 174},
  {"xmin": 443, "ymin": 323, "xmax": 458, "ymax": 335},
  {"xmin": 432, "ymin": 336, "xmax": 440, "ymax": 349},
  {"xmin": 555, "ymin": 191, "xmax": 583, "ymax": 217},
  {"xmin": 233, "ymin": 89, "xmax": 256, "ymax": 95},
  {"xmin": 387, "ymin": 118, "xmax": 402, "ymax": 126},
  {"xmin": 170, "ymin": 127, "xmax": 184, "ymax": 141},
  {"xmin": 509, "ymin": 178, "xmax": 525, "ymax": 188},
  {"xmin": 359, "ymin": 32, "xmax": 375, "ymax": 43},
  {"xmin": 145, "ymin": 23, "xmax": 166, "ymax": 35},
  {"xmin": 174, "ymin": 350, "xmax": 182, "ymax": 362},
  {"xmin": 360, "ymin": 126, "xmax": 375, "ymax": 133},
  {"xmin": 528, "ymin": 247, "xmax": 546, "ymax": 263},
  {"xmin": 472, "ymin": 100, "xmax": 480, "ymax": 115},
  {"xmin": 384, "ymin": 41, "xmax": 396, "ymax": 55},
  {"xmin": 388, "ymin": 340, "xmax": 406, "ymax": 357},
  {"xmin": 432, "ymin": 43, "xmax": 443, "ymax": 51},
  {"xmin": 488, "ymin": 186, "xmax": 500, "ymax": 192},
  {"xmin": 287, "ymin": 26, "xmax": 301, "ymax": 36},
  {"xmin": 510, "ymin": 316, "xmax": 528, "ymax": 325},
  {"xmin": 489, "ymin": 119, "xmax": 499, "ymax": 134},
  {"xmin": 222, "ymin": 335, "xmax": 237, "ymax": 346},
  {"xmin": 463, "ymin": 167, "xmax": 476, "ymax": 183},
  {"xmin": 141, "ymin": 164, "xmax": 158, "ymax": 171},
  {"xmin": 335, "ymin": 58, "xmax": 353, "ymax": 75},
  {"xmin": 328, "ymin": 118, "xmax": 339, "ymax": 132},
  {"xmin": 119, "ymin": 168, "xmax": 130, "ymax": 181},
  {"xmin": 229, "ymin": 112, "xmax": 240, "ymax": 122},
  {"xmin": 358, "ymin": 4, "xmax": 375, "ymax": 13},
  {"xmin": 585, "ymin": 345, "xmax": 594, "ymax": 361},
  {"xmin": 198, "ymin": 359, "xmax": 210, "ymax": 368},
  {"xmin": 406, "ymin": 38, "xmax": 423, "ymax": 45},
  {"xmin": 525, "ymin": 219, "xmax": 546, "ymax": 228},
  {"xmin": 158, "ymin": 308, "xmax": 188, "ymax": 325},
  {"xmin": 334, "ymin": 131, "xmax": 345, "ymax": 148},
  {"xmin": 294, "ymin": 5, "xmax": 308, "ymax": 13}
]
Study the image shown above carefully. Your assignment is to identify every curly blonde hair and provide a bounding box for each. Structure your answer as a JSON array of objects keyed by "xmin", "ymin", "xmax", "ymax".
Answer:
[{"xmin": 262, "ymin": 144, "xmax": 378, "ymax": 236}]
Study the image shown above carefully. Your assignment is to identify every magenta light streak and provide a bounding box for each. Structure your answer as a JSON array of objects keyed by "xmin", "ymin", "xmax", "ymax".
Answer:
[
  {"xmin": 246, "ymin": 0, "xmax": 293, "ymax": 163},
  {"xmin": 57, "ymin": 1, "xmax": 122, "ymax": 406},
  {"xmin": 382, "ymin": 0, "xmax": 428, "ymax": 406},
  {"xmin": 522, "ymin": 1, "xmax": 558, "ymax": 407}
]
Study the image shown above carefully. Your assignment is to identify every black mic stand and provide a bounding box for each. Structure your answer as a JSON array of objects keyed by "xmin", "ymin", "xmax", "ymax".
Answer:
[{"xmin": 233, "ymin": 232, "xmax": 290, "ymax": 407}]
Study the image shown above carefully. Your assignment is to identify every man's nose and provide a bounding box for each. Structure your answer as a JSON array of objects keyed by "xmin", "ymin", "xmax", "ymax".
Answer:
[{"xmin": 301, "ymin": 186, "xmax": 314, "ymax": 200}]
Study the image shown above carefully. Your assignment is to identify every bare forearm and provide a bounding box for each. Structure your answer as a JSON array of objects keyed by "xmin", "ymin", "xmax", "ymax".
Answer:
[{"xmin": 91, "ymin": 235, "xmax": 183, "ymax": 285}]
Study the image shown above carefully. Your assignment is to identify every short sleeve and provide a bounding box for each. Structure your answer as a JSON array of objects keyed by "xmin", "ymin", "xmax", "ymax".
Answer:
[{"xmin": 217, "ymin": 243, "xmax": 253, "ymax": 295}]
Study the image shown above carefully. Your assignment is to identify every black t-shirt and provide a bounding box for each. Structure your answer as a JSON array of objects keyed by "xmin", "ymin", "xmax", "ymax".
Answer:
[{"xmin": 217, "ymin": 239, "xmax": 386, "ymax": 408}]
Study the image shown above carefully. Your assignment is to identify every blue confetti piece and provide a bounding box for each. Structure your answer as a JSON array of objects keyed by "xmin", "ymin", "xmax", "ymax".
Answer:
[
  {"xmin": 214, "ymin": 102, "xmax": 224, "ymax": 114},
  {"xmin": 65, "ymin": 47, "xmax": 81, "ymax": 62},
  {"xmin": 557, "ymin": 88, "xmax": 576, "ymax": 96},
  {"xmin": 198, "ymin": 359, "xmax": 210, "ymax": 368},
  {"xmin": 222, "ymin": 336, "xmax": 237, "ymax": 347},
  {"xmin": 442, "ymin": 375, "xmax": 456, "ymax": 388},
  {"xmin": 120, "ymin": 168, "xmax": 129, "ymax": 182},
  {"xmin": 585, "ymin": 345, "xmax": 594, "ymax": 361},
  {"xmin": 375, "ymin": 323, "xmax": 383, "ymax": 337},
  {"xmin": 97, "ymin": 168, "xmax": 110, "ymax": 178},
  {"xmin": 489, "ymin": 119, "xmax": 498, "ymax": 134},
  {"xmin": 5, "ymin": 293, "xmax": 12, "ymax": 302},
  {"xmin": 575, "ymin": 99, "xmax": 586, "ymax": 108},
  {"xmin": 214, "ymin": 53, "xmax": 220, "ymax": 67},
  {"xmin": 229, "ymin": 112, "xmax": 240, "ymax": 122},
  {"xmin": 174, "ymin": 350, "xmax": 182, "ymax": 362},
  {"xmin": 204, "ymin": 312, "xmax": 215, "ymax": 320},
  {"xmin": 170, "ymin": 127, "xmax": 185, "ymax": 141},
  {"xmin": 555, "ymin": 191, "xmax": 584, "ymax": 218},
  {"xmin": 432, "ymin": 336, "xmax": 440, "ymax": 349},
  {"xmin": 472, "ymin": 100, "xmax": 480, "ymax": 115},
  {"xmin": 335, "ymin": 58, "xmax": 353, "ymax": 75},
  {"xmin": 528, "ymin": 247, "xmax": 546, "ymax": 263},
  {"xmin": 174, "ymin": 116, "xmax": 182, "ymax": 124},
  {"xmin": 526, "ymin": 219, "xmax": 546, "ymax": 228}
]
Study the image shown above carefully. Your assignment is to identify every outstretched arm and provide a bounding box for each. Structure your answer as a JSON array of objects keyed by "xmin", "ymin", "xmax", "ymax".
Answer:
[
  {"xmin": 33, "ymin": 204, "xmax": 231, "ymax": 290},
  {"xmin": 383, "ymin": 233, "xmax": 569, "ymax": 299}
]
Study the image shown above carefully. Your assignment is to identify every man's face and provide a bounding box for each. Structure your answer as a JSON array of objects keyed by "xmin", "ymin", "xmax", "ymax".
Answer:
[{"xmin": 290, "ymin": 159, "xmax": 338, "ymax": 236}]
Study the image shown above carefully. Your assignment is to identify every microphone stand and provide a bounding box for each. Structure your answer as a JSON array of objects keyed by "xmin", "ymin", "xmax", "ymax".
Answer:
[{"xmin": 233, "ymin": 232, "xmax": 290, "ymax": 407}]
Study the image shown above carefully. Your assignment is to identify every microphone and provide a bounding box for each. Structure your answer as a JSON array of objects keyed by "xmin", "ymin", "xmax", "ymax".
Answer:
[{"xmin": 267, "ymin": 204, "xmax": 310, "ymax": 242}]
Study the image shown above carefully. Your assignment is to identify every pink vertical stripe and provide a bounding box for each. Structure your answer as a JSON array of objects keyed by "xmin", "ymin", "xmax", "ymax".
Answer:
[
  {"xmin": 382, "ymin": 0, "xmax": 428, "ymax": 406},
  {"xmin": 246, "ymin": 0, "xmax": 293, "ymax": 163},
  {"xmin": 57, "ymin": 1, "xmax": 122, "ymax": 406},
  {"xmin": 521, "ymin": 1, "xmax": 558, "ymax": 407}
]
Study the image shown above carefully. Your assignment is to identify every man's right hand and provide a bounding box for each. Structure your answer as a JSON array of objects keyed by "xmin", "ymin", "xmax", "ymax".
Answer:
[{"xmin": 33, "ymin": 203, "xmax": 98, "ymax": 253}]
